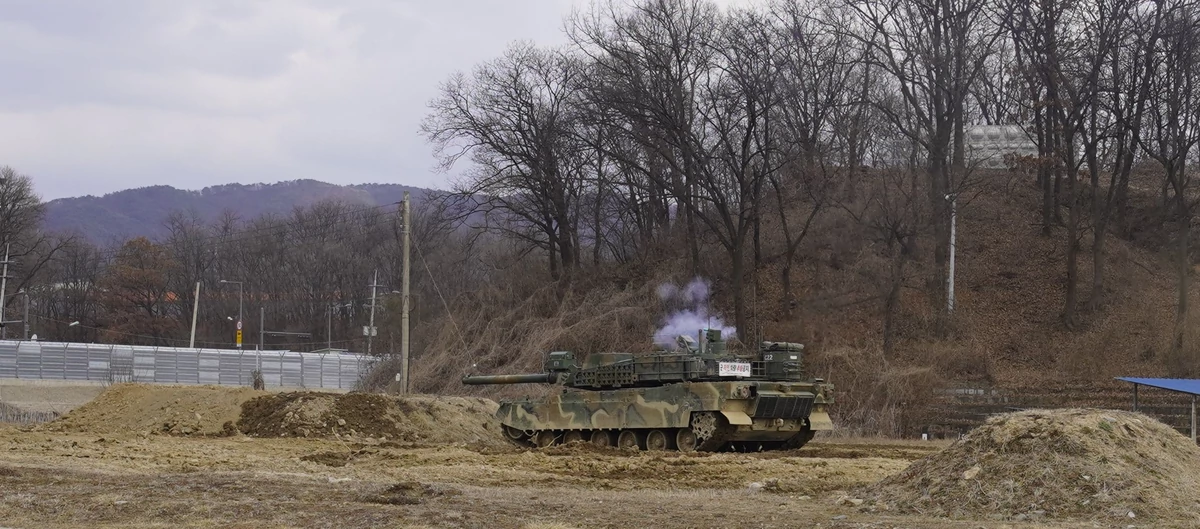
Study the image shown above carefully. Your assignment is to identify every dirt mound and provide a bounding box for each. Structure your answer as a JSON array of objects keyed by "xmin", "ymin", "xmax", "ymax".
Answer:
[
  {"xmin": 45, "ymin": 383, "xmax": 267, "ymax": 436},
  {"xmin": 867, "ymin": 408, "xmax": 1200, "ymax": 522},
  {"xmin": 236, "ymin": 392, "xmax": 505, "ymax": 447}
]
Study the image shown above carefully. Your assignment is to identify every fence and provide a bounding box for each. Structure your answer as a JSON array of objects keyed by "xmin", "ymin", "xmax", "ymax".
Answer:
[{"xmin": 0, "ymin": 340, "xmax": 373, "ymax": 390}]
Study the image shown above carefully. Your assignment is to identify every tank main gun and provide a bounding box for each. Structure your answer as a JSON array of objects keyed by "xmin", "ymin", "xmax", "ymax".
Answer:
[
  {"xmin": 462, "ymin": 373, "xmax": 562, "ymax": 385},
  {"xmin": 461, "ymin": 351, "xmax": 576, "ymax": 386}
]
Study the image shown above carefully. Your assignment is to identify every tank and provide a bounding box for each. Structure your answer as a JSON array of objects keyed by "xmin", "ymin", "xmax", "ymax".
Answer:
[{"xmin": 462, "ymin": 329, "xmax": 834, "ymax": 452}]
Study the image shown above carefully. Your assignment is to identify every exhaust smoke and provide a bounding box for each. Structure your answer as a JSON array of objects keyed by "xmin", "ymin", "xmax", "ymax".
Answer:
[{"xmin": 653, "ymin": 277, "xmax": 735, "ymax": 348}]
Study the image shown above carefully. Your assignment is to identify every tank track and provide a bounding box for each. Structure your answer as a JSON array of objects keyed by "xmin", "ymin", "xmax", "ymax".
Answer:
[{"xmin": 502, "ymin": 412, "xmax": 819, "ymax": 452}]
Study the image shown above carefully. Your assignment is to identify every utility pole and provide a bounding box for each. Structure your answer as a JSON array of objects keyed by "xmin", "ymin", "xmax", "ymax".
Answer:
[
  {"xmin": 22, "ymin": 290, "xmax": 29, "ymax": 340},
  {"xmin": 946, "ymin": 193, "xmax": 957, "ymax": 314},
  {"xmin": 219, "ymin": 279, "xmax": 243, "ymax": 348},
  {"xmin": 0, "ymin": 244, "xmax": 10, "ymax": 340},
  {"xmin": 401, "ymin": 191, "xmax": 411, "ymax": 393},
  {"xmin": 188, "ymin": 281, "xmax": 201, "ymax": 348},
  {"xmin": 367, "ymin": 269, "xmax": 379, "ymax": 355},
  {"xmin": 259, "ymin": 306, "xmax": 265, "ymax": 351}
]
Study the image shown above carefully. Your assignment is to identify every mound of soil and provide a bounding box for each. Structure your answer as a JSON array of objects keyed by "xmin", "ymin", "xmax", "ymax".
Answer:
[
  {"xmin": 45, "ymin": 383, "xmax": 267, "ymax": 436},
  {"xmin": 237, "ymin": 392, "xmax": 505, "ymax": 447},
  {"xmin": 867, "ymin": 408, "xmax": 1200, "ymax": 522}
]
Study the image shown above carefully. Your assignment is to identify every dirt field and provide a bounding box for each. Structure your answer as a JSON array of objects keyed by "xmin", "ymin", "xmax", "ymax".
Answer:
[{"xmin": 0, "ymin": 386, "xmax": 1195, "ymax": 528}]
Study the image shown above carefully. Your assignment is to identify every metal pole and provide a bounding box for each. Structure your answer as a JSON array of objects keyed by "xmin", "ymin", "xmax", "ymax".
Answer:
[
  {"xmin": 1192, "ymin": 396, "xmax": 1196, "ymax": 443},
  {"xmin": 367, "ymin": 269, "xmax": 378, "ymax": 355},
  {"xmin": 0, "ymin": 244, "xmax": 9, "ymax": 340},
  {"xmin": 328, "ymin": 305, "xmax": 332, "ymax": 350},
  {"xmin": 946, "ymin": 194, "xmax": 957, "ymax": 314},
  {"xmin": 22, "ymin": 290, "xmax": 29, "ymax": 340},
  {"xmin": 238, "ymin": 282, "xmax": 243, "ymax": 348},
  {"xmin": 189, "ymin": 281, "xmax": 201, "ymax": 348},
  {"xmin": 259, "ymin": 306, "xmax": 264, "ymax": 351},
  {"xmin": 402, "ymin": 191, "xmax": 411, "ymax": 393}
]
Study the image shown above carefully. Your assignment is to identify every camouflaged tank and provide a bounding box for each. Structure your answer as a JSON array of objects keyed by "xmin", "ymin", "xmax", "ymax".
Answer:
[{"xmin": 461, "ymin": 329, "xmax": 834, "ymax": 452}]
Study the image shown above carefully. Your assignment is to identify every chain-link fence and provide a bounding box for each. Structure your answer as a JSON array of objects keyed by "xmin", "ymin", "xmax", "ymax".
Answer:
[{"xmin": 0, "ymin": 340, "xmax": 372, "ymax": 389}]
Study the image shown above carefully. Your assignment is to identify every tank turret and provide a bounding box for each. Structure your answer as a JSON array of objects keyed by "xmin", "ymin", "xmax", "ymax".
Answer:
[{"xmin": 461, "ymin": 329, "xmax": 835, "ymax": 452}]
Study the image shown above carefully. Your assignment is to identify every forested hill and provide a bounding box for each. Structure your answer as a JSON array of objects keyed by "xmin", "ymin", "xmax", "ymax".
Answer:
[{"xmin": 43, "ymin": 180, "xmax": 432, "ymax": 243}]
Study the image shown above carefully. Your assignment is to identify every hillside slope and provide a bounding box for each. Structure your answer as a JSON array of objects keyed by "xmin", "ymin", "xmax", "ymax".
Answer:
[
  {"xmin": 43, "ymin": 180, "xmax": 433, "ymax": 242},
  {"xmin": 407, "ymin": 174, "xmax": 1197, "ymax": 436}
]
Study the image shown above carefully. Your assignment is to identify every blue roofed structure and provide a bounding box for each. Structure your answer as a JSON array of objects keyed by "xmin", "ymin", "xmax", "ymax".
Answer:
[
  {"xmin": 1117, "ymin": 377, "xmax": 1200, "ymax": 395},
  {"xmin": 1116, "ymin": 377, "xmax": 1200, "ymax": 441}
]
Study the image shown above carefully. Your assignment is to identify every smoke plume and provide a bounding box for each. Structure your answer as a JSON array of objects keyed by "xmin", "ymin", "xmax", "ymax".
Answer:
[{"xmin": 653, "ymin": 277, "xmax": 736, "ymax": 348}]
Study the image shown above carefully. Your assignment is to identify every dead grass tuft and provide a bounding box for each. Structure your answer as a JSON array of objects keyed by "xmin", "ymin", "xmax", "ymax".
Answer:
[
  {"xmin": 867, "ymin": 408, "xmax": 1200, "ymax": 522},
  {"xmin": 361, "ymin": 481, "xmax": 461, "ymax": 505}
]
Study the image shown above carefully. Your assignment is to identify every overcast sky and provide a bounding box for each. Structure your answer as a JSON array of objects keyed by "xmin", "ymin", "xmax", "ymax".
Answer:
[{"xmin": 0, "ymin": 0, "xmax": 747, "ymax": 200}]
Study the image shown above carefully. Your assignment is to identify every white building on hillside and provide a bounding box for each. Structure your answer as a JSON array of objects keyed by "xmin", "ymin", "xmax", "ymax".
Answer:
[{"xmin": 966, "ymin": 124, "xmax": 1037, "ymax": 169}]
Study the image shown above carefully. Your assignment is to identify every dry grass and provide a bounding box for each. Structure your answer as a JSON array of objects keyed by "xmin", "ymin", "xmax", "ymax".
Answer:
[
  {"xmin": 0, "ymin": 402, "xmax": 58, "ymax": 424},
  {"xmin": 405, "ymin": 271, "xmax": 677, "ymax": 398},
  {"xmin": 867, "ymin": 408, "xmax": 1200, "ymax": 523}
]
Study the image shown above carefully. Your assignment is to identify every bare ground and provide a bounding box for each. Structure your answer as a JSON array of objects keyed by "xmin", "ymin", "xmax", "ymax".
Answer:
[{"xmin": 0, "ymin": 424, "xmax": 1175, "ymax": 529}]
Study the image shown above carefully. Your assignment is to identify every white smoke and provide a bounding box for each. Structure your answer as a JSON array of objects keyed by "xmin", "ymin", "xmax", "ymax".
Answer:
[{"xmin": 653, "ymin": 277, "xmax": 736, "ymax": 348}]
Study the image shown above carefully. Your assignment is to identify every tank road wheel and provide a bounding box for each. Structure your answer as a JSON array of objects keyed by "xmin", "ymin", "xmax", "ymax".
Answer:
[
  {"xmin": 589, "ymin": 430, "xmax": 613, "ymax": 448},
  {"xmin": 534, "ymin": 430, "xmax": 557, "ymax": 448},
  {"xmin": 503, "ymin": 425, "xmax": 534, "ymax": 448},
  {"xmin": 690, "ymin": 412, "xmax": 732, "ymax": 451},
  {"xmin": 617, "ymin": 430, "xmax": 640, "ymax": 450},
  {"xmin": 691, "ymin": 412, "xmax": 718, "ymax": 441},
  {"xmin": 782, "ymin": 427, "xmax": 816, "ymax": 450},
  {"xmin": 675, "ymin": 428, "xmax": 698, "ymax": 452},
  {"xmin": 645, "ymin": 429, "xmax": 669, "ymax": 451},
  {"xmin": 563, "ymin": 430, "xmax": 585, "ymax": 444}
]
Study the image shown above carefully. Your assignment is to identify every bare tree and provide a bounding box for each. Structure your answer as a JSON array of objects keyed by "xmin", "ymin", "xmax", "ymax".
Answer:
[
  {"xmin": 569, "ymin": 0, "xmax": 722, "ymax": 276},
  {"xmin": 844, "ymin": 0, "xmax": 1006, "ymax": 326},
  {"xmin": 423, "ymin": 44, "xmax": 584, "ymax": 283},
  {"xmin": 1139, "ymin": 1, "xmax": 1200, "ymax": 355}
]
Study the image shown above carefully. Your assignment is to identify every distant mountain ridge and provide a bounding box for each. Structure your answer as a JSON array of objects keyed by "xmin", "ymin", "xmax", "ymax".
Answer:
[{"xmin": 43, "ymin": 179, "xmax": 434, "ymax": 243}]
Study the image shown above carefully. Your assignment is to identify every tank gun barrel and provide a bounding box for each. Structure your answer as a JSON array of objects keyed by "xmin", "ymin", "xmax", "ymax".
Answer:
[{"xmin": 461, "ymin": 373, "xmax": 561, "ymax": 385}]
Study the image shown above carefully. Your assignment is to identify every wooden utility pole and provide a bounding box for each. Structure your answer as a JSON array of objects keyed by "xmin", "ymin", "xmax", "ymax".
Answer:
[
  {"xmin": 402, "ymin": 192, "xmax": 412, "ymax": 393},
  {"xmin": 0, "ymin": 244, "xmax": 10, "ymax": 340},
  {"xmin": 189, "ymin": 281, "xmax": 201, "ymax": 348},
  {"xmin": 367, "ymin": 269, "xmax": 379, "ymax": 355}
]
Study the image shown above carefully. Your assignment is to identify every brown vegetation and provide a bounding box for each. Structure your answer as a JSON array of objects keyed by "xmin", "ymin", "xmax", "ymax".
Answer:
[{"xmin": 868, "ymin": 409, "xmax": 1200, "ymax": 523}]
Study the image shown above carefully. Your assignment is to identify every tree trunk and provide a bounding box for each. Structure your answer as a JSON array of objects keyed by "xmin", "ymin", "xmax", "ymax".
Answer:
[
  {"xmin": 781, "ymin": 262, "xmax": 793, "ymax": 316},
  {"xmin": 1176, "ymin": 210, "xmax": 1189, "ymax": 352},
  {"xmin": 548, "ymin": 232, "xmax": 560, "ymax": 281},
  {"xmin": 1087, "ymin": 140, "xmax": 1105, "ymax": 310},
  {"xmin": 1174, "ymin": 164, "xmax": 1190, "ymax": 353},
  {"xmin": 1064, "ymin": 165, "xmax": 1079, "ymax": 329},
  {"xmin": 883, "ymin": 242, "xmax": 905, "ymax": 356},
  {"xmin": 731, "ymin": 245, "xmax": 747, "ymax": 343},
  {"xmin": 686, "ymin": 189, "xmax": 700, "ymax": 276},
  {"xmin": 928, "ymin": 154, "xmax": 950, "ymax": 331}
]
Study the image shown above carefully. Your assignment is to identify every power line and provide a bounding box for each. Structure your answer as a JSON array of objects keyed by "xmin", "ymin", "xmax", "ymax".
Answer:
[
  {"xmin": 413, "ymin": 234, "xmax": 468, "ymax": 351},
  {"xmin": 38, "ymin": 315, "xmax": 362, "ymax": 350}
]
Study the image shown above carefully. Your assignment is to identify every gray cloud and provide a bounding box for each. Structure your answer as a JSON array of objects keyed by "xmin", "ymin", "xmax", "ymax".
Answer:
[{"xmin": 0, "ymin": 0, "xmax": 745, "ymax": 200}]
